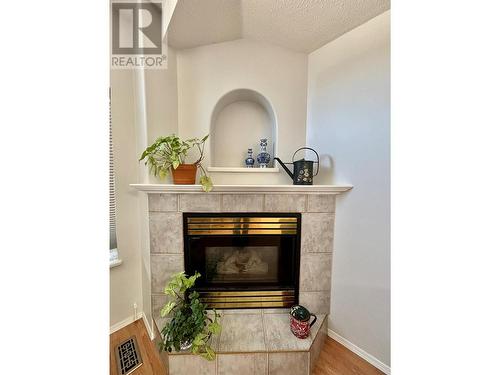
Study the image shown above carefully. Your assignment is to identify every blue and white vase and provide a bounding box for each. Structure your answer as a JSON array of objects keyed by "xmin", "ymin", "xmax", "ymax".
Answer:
[
  {"xmin": 245, "ymin": 148, "xmax": 255, "ymax": 168},
  {"xmin": 256, "ymin": 139, "xmax": 271, "ymax": 168}
]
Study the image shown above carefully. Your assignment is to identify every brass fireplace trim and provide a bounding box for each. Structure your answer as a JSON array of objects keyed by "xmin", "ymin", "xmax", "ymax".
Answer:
[
  {"xmin": 188, "ymin": 229, "xmax": 297, "ymax": 235},
  {"xmin": 200, "ymin": 290, "xmax": 294, "ymax": 297},
  {"xmin": 199, "ymin": 290, "xmax": 296, "ymax": 309},
  {"xmin": 187, "ymin": 217, "xmax": 298, "ymax": 223},
  {"xmin": 187, "ymin": 216, "xmax": 298, "ymax": 235},
  {"xmin": 202, "ymin": 296, "xmax": 295, "ymax": 303},
  {"xmin": 203, "ymin": 301, "xmax": 294, "ymax": 308},
  {"xmin": 188, "ymin": 223, "xmax": 297, "ymax": 229}
]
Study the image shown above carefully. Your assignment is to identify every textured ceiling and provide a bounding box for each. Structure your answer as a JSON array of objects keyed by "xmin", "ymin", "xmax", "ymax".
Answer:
[
  {"xmin": 167, "ymin": 0, "xmax": 242, "ymax": 50},
  {"xmin": 168, "ymin": 0, "xmax": 390, "ymax": 53}
]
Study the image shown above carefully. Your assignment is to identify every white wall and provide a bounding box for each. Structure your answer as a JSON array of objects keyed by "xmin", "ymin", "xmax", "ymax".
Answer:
[
  {"xmin": 110, "ymin": 70, "xmax": 143, "ymax": 326},
  {"xmin": 306, "ymin": 11, "xmax": 390, "ymax": 366},
  {"xmin": 145, "ymin": 46, "xmax": 179, "ymax": 146},
  {"xmin": 212, "ymin": 100, "xmax": 273, "ymax": 167},
  {"xmin": 140, "ymin": 43, "xmax": 180, "ymax": 330},
  {"xmin": 145, "ymin": 45, "xmax": 179, "ymax": 185},
  {"xmin": 176, "ymin": 39, "xmax": 308, "ymax": 184},
  {"xmin": 110, "ymin": 42, "xmax": 179, "ymax": 329},
  {"xmin": 162, "ymin": 0, "xmax": 178, "ymax": 39}
]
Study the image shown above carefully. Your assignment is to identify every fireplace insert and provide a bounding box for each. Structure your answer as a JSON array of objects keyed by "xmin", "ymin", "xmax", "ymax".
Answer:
[{"xmin": 183, "ymin": 212, "xmax": 301, "ymax": 309}]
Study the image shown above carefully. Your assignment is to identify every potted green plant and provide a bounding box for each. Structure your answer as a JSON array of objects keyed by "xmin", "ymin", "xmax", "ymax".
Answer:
[
  {"xmin": 139, "ymin": 134, "xmax": 213, "ymax": 192},
  {"xmin": 159, "ymin": 271, "xmax": 221, "ymax": 361}
]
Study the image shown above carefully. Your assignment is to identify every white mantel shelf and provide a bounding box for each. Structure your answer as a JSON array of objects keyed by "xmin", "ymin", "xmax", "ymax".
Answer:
[{"xmin": 130, "ymin": 184, "xmax": 352, "ymax": 194}]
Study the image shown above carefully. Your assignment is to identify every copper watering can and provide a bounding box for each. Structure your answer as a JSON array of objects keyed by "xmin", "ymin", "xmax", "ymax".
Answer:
[{"xmin": 274, "ymin": 147, "xmax": 320, "ymax": 185}]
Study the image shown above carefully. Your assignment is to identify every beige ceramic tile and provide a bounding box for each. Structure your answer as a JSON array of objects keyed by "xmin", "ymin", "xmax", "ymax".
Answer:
[
  {"xmin": 307, "ymin": 195, "xmax": 336, "ymax": 213},
  {"xmin": 217, "ymin": 353, "xmax": 267, "ymax": 375},
  {"xmin": 268, "ymin": 352, "xmax": 309, "ymax": 375},
  {"xmin": 168, "ymin": 354, "xmax": 216, "ymax": 375},
  {"xmin": 264, "ymin": 194, "xmax": 306, "ymax": 212},
  {"xmin": 151, "ymin": 294, "xmax": 176, "ymax": 331},
  {"xmin": 263, "ymin": 314, "xmax": 326, "ymax": 352},
  {"xmin": 149, "ymin": 212, "xmax": 183, "ymax": 253},
  {"xmin": 218, "ymin": 313, "xmax": 266, "ymax": 352},
  {"xmin": 151, "ymin": 294, "xmax": 168, "ymax": 318},
  {"xmin": 179, "ymin": 193, "xmax": 221, "ymax": 212},
  {"xmin": 309, "ymin": 319, "xmax": 327, "ymax": 373},
  {"xmin": 151, "ymin": 254, "xmax": 184, "ymax": 293},
  {"xmin": 148, "ymin": 193, "xmax": 178, "ymax": 212},
  {"xmin": 263, "ymin": 308, "xmax": 289, "ymax": 314},
  {"xmin": 307, "ymin": 314, "xmax": 326, "ymax": 343},
  {"xmin": 299, "ymin": 291, "xmax": 331, "ymax": 314},
  {"xmin": 299, "ymin": 253, "xmax": 332, "ymax": 291},
  {"xmin": 221, "ymin": 194, "xmax": 265, "ymax": 212},
  {"xmin": 301, "ymin": 213, "xmax": 334, "ymax": 253},
  {"xmin": 263, "ymin": 314, "xmax": 312, "ymax": 351}
]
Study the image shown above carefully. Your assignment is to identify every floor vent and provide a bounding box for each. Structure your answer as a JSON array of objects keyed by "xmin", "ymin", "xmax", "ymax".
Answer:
[{"xmin": 115, "ymin": 336, "xmax": 143, "ymax": 375}]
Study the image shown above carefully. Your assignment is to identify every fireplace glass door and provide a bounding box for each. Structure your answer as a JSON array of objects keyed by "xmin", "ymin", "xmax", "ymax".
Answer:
[{"xmin": 183, "ymin": 213, "xmax": 301, "ymax": 309}]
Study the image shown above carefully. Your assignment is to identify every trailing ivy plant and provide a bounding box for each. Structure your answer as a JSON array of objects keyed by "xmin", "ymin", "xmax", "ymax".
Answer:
[
  {"xmin": 159, "ymin": 271, "xmax": 221, "ymax": 361},
  {"xmin": 139, "ymin": 134, "xmax": 213, "ymax": 192}
]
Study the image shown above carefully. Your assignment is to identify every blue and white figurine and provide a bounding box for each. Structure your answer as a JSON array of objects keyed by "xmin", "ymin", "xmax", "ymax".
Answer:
[
  {"xmin": 245, "ymin": 148, "xmax": 255, "ymax": 168},
  {"xmin": 256, "ymin": 138, "xmax": 271, "ymax": 168}
]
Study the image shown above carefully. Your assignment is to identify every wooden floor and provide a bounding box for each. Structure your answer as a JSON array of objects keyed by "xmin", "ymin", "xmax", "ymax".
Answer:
[
  {"xmin": 110, "ymin": 319, "xmax": 166, "ymax": 375},
  {"xmin": 312, "ymin": 337, "xmax": 384, "ymax": 375},
  {"xmin": 110, "ymin": 319, "xmax": 384, "ymax": 375}
]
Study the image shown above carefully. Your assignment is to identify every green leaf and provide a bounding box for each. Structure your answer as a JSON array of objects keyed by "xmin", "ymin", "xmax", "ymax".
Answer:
[
  {"xmin": 184, "ymin": 272, "xmax": 201, "ymax": 289},
  {"xmin": 200, "ymin": 175, "xmax": 213, "ymax": 192},
  {"xmin": 207, "ymin": 321, "xmax": 221, "ymax": 335},
  {"xmin": 172, "ymin": 159, "xmax": 180, "ymax": 169},
  {"xmin": 157, "ymin": 270, "xmax": 222, "ymax": 359},
  {"xmin": 139, "ymin": 149, "xmax": 148, "ymax": 161},
  {"xmin": 160, "ymin": 301, "xmax": 176, "ymax": 317},
  {"xmin": 158, "ymin": 169, "xmax": 167, "ymax": 179},
  {"xmin": 200, "ymin": 346, "xmax": 216, "ymax": 361},
  {"xmin": 193, "ymin": 332, "xmax": 207, "ymax": 346}
]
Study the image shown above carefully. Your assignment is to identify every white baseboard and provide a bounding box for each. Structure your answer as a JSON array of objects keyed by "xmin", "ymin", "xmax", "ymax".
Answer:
[
  {"xmin": 141, "ymin": 313, "xmax": 155, "ymax": 340},
  {"xmin": 110, "ymin": 312, "xmax": 155, "ymax": 341},
  {"xmin": 110, "ymin": 314, "xmax": 139, "ymax": 334},
  {"xmin": 328, "ymin": 329, "xmax": 391, "ymax": 375}
]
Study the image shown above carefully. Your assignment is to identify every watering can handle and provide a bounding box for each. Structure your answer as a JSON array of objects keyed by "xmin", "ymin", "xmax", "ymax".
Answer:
[{"xmin": 292, "ymin": 147, "xmax": 320, "ymax": 176}]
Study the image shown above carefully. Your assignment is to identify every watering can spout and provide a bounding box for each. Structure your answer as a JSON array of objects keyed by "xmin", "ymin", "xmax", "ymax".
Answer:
[{"xmin": 274, "ymin": 157, "xmax": 294, "ymax": 180}]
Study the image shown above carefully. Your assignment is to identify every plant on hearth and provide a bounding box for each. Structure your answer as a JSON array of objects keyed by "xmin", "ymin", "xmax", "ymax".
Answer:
[
  {"xmin": 159, "ymin": 271, "xmax": 221, "ymax": 361},
  {"xmin": 139, "ymin": 134, "xmax": 213, "ymax": 192}
]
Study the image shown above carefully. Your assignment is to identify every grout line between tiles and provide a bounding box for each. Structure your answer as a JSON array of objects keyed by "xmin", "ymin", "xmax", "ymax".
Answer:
[
  {"xmin": 260, "ymin": 309, "xmax": 268, "ymax": 353},
  {"xmin": 261, "ymin": 311, "xmax": 268, "ymax": 352}
]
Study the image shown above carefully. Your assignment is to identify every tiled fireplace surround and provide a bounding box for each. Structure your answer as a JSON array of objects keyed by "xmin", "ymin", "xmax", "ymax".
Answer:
[{"xmin": 145, "ymin": 191, "xmax": 338, "ymax": 375}]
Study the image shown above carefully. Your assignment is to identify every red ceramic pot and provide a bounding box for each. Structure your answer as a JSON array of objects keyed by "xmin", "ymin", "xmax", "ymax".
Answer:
[{"xmin": 289, "ymin": 305, "xmax": 317, "ymax": 339}]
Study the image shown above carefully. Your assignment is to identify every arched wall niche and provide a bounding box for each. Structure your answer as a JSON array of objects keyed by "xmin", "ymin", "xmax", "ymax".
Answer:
[{"xmin": 210, "ymin": 89, "xmax": 278, "ymax": 168}]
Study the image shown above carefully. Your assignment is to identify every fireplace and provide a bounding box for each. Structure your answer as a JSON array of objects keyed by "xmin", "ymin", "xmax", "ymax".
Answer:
[{"xmin": 183, "ymin": 213, "xmax": 301, "ymax": 309}]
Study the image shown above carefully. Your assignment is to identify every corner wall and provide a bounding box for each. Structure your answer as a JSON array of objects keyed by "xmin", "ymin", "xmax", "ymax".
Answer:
[
  {"xmin": 306, "ymin": 11, "xmax": 391, "ymax": 366},
  {"xmin": 110, "ymin": 41, "xmax": 179, "ymax": 330},
  {"xmin": 110, "ymin": 69, "xmax": 143, "ymax": 326},
  {"xmin": 176, "ymin": 39, "xmax": 308, "ymax": 184}
]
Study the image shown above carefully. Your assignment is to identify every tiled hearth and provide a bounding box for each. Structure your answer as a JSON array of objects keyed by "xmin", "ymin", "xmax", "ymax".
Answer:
[
  {"xmin": 132, "ymin": 184, "xmax": 352, "ymax": 375},
  {"xmin": 164, "ymin": 310, "xmax": 327, "ymax": 375}
]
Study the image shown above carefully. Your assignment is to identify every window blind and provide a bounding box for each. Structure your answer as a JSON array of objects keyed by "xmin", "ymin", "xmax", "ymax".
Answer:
[{"xmin": 110, "ymin": 88, "xmax": 117, "ymax": 250}]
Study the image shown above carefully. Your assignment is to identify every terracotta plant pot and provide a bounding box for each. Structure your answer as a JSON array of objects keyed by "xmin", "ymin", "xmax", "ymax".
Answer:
[{"xmin": 172, "ymin": 164, "xmax": 197, "ymax": 184}]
